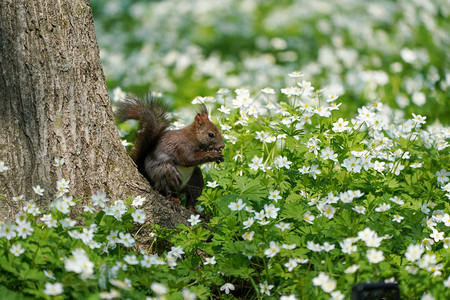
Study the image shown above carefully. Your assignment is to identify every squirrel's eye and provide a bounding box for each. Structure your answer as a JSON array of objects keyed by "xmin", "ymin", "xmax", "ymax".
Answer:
[{"xmin": 208, "ymin": 132, "xmax": 215, "ymax": 138}]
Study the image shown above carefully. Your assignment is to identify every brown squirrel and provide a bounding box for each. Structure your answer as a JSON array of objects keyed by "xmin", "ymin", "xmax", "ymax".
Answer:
[{"xmin": 116, "ymin": 95, "xmax": 224, "ymax": 211}]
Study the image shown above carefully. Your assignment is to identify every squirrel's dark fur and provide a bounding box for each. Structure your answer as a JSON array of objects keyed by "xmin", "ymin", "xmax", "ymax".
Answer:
[{"xmin": 116, "ymin": 95, "xmax": 224, "ymax": 210}]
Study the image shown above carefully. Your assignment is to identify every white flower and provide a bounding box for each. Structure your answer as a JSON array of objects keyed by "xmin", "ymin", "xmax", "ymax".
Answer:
[
  {"xmin": 12, "ymin": 195, "xmax": 23, "ymax": 202},
  {"xmin": 206, "ymin": 181, "xmax": 219, "ymax": 188},
  {"xmin": 275, "ymin": 222, "xmax": 291, "ymax": 232},
  {"xmin": 242, "ymin": 231, "xmax": 254, "ymax": 241},
  {"xmin": 60, "ymin": 218, "xmax": 76, "ymax": 228},
  {"xmin": 168, "ymin": 246, "xmax": 185, "ymax": 259},
  {"xmin": 54, "ymin": 198, "xmax": 70, "ymax": 214},
  {"xmin": 32, "ymin": 185, "xmax": 44, "ymax": 196},
  {"xmin": 306, "ymin": 137, "xmax": 320, "ymax": 155},
  {"xmin": 44, "ymin": 282, "xmax": 64, "ymax": 296},
  {"xmin": 366, "ymin": 249, "xmax": 384, "ymax": 264},
  {"xmin": 131, "ymin": 196, "xmax": 146, "ymax": 207},
  {"xmin": 0, "ymin": 222, "xmax": 17, "ymax": 240},
  {"xmin": 307, "ymin": 241, "xmax": 322, "ymax": 252},
  {"xmin": 187, "ymin": 214, "xmax": 201, "ymax": 226},
  {"xmin": 122, "ymin": 254, "xmax": 139, "ymax": 265},
  {"xmin": 220, "ymin": 283, "xmax": 235, "ymax": 294},
  {"xmin": 421, "ymin": 203, "xmax": 431, "ymax": 214},
  {"xmin": 412, "ymin": 113, "xmax": 426, "ymax": 125},
  {"xmin": 340, "ymin": 239, "xmax": 357, "ymax": 254},
  {"xmin": 421, "ymin": 293, "xmax": 435, "ymax": 300},
  {"xmin": 444, "ymin": 276, "xmax": 450, "ymax": 288},
  {"xmin": 264, "ymin": 203, "xmax": 280, "ymax": 219},
  {"xmin": 410, "ymin": 162, "xmax": 423, "ymax": 168},
  {"xmin": 339, "ymin": 192, "xmax": 353, "ymax": 203},
  {"xmin": 288, "ymin": 71, "xmax": 304, "ymax": 78},
  {"xmin": 248, "ymin": 156, "xmax": 265, "ymax": 171},
  {"xmin": 312, "ymin": 272, "xmax": 330, "ymax": 286},
  {"xmin": 182, "ymin": 289, "xmax": 197, "ymax": 300},
  {"xmin": 242, "ymin": 217, "xmax": 255, "ymax": 229},
  {"xmin": 443, "ymin": 237, "xmax": 450, "ymax": 249},
  {"xmin": 64, "ymin": 248, "xmax": 94, "ymax": 279},
  {"xmin": 280, "ymin": 295, "xmax": 297, "ymax": 300},
  {"xmin": 357, "ymin": 227, "xmax": 377, "ymax": 242},
  {"xmin": 375, "ymin": 203, "xmax": 391, "ymax": 212},
  {"xmin": 373, "ymin": 160, "xmax": 386, "ymax": 173},
  {"xmin": 91, "ymin": 192, "xmax": 110, "ymax": 208},
  {"xmin": 436, "ymin": 169, "xmax": 450, "ymax": 184},
  {"xmin": 357, "ymin": 106, "xmax": 375, "ymax": 125},
  {"xmin": 53, "ymin": 157, "xmax": 65, "ymax": 167},
  {"xmin": 228, "ymin": 198, "xmax": 246, "ymax": 211},
  {"xmin": 282, "ymin": 244, "xmax": 297, "ymax": 250},
  {"xmin": 309, "ymin": 165, "xmax": 322, "ymax": 179},
  {"xmin": 422, "ymin": 238, "xmax": 434, "ymax": 250},
  {"xmin": 261, "ymin": 87, "xmax": 276, "ymax": 94},
  {"xmin": 284, "ymin": 258, "xmax": 299, "ymax": 272},
  {"xmin": 321, "ymin": 278, "xmax": 337, "ymax": 293},
  {"xmin": 303, "ymin": 211, "xmax": 315, "ymax": 224},
  {"xmin": 56, "ymin": 179, "xmax": 70, "ymax": 195},
  {"xmin": 118, "ymin": 232, "xmax": 135, "ymax": 248},
  {"xmin": 298, "ymin": 166, "xmax": 310, "ymax": 174},
  {"xmin": 430, "ymin": 229, "xmax": 444, "ymax": 242},
  {"xmin": 332, "ymin": 118, "xmax": 350, "ymax": 132},
  {"xmin": 320, "ymin": 147, "xmax": 338, "ymax": 162},
  {"xmin": 344, "ymin": 264, "xmax": 360, "ymax": 274},
  {"xmin": 274, "ymin": 156, "xmax": 292, "ymax": 169},
  {"xmin": 389, "ymin": 196, "xmax": 404, "ymax": 205},
  {"xmin": 0, "ymin": 161, "xmax": 9, "ymax": 172},
  {"xmin": 110, "ymin": 278, "xmax": 131, "ymax": 290},
  {"xmin": 268, "ymin": 189, "xmax": 282, "ymax": 202},
  {"xmin": 16, "ymin": 221, "xmax": 34, "ymax": 239},
  {"xmin": 204, "ymin": 256, "xmax": 216, "ymax": 265},
  {"xmin": 418, "ymin": 253, "xmax": 437, "ymax": 270},
  {"xmin": 315, "ymin": 106, "xmax": 331, "ymax": 118},
  {"xmin": 342, "ymin": 156, "xmax": 362, "ymax": 173},
  {"xmin": 259, "ymin": 281, "xmax": 274, "ymax": 296},
  {"xmin": 264, "ymin": 241, "xmax": 280, "ymax": 258},
  {"xmin": 43, "ymin": 270, "xmax": 56, "ymax": 280},
  {"xmin": 393, "ymin": 214, "xmax": 404, "ymax": 223},
  {"xmin": 322, "ymin": 242, "xmax": 335, "ymax": 252},
  {"xmin": 322, "ymin": 204, "xmax": 336, "ymax": 219},
  {"xmin": 405, "ymin": 265, "xmax": 418, "ymax": 274},
  {"xmin": 151, "ymin": 282, "xmax": 168, "ymax": 296},
  {"xmin": 353, "ymin": 205, "xmax": 366, "ymax": 214},
  {"xmin": 254, "ymin": 210, "xmax": 266, "ymax": 220},
  {"xmin": 10, "ymin": 243, "xmax": 25, "ymax": 256},
  {"xmin": 218, "ymin": 105, "xmax": 231, "ymax": 114},
  {"xmin": 330, "ymin": 290, "xmax": 345, "ymax": 300},
  {"xmin": 131, "ymin": 209, "xmax": 146, "ymax": 224}
]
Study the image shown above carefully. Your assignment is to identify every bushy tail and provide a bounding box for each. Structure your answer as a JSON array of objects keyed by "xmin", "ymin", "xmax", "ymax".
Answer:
[{"xmin": 116, "ymin": 95, "xmax": 171, "ymax": 177}]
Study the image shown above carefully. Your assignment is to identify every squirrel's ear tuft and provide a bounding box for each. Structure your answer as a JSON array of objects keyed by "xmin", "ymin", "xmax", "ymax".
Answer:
[{"xmin": 197, "ymin": 103, "xmax": 209, "ymax": 117}]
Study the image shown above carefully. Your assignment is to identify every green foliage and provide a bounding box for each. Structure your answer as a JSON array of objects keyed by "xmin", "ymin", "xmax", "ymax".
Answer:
[
  {"xmin": 1, "ymin": 76, "xmax": 448, "ymax": 298},
  {"xmin": 0, "ymin": 0, "xmax": 449, "ymax": 298},
  {"xmin": 91, "ymin": 0, "xmax": 449, "ymax": 124}
]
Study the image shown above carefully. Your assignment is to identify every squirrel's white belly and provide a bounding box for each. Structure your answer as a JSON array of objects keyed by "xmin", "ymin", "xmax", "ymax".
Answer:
[{"xmin": 177, "ymin": 166, "xmax": 195, "ymax": 190}]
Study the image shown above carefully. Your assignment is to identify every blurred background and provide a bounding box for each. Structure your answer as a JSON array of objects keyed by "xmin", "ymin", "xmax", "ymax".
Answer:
[{"xmin": 91, "ymin": 0, "xmax": 449, "ymax": 124}]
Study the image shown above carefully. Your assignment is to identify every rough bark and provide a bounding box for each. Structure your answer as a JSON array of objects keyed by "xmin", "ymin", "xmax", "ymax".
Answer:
[{"xmin": 0, "ymin": 0, "xmax": 190, "ymax": 230}]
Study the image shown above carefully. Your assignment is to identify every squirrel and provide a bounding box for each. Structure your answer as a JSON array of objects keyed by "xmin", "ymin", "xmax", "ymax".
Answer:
[{"xmin": 116, "ymin": 95, "xmax": 225, "ymax": 212}]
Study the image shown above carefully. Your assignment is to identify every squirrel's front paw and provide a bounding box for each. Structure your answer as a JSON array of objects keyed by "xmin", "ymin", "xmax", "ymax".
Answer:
[{"xmin": 211, "ymin": 151, "xmax": 224, "ymax": 163}]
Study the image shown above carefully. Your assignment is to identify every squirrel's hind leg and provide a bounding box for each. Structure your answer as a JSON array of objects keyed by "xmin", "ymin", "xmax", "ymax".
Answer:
[
  {"xmin": 145, "ymin": 158, "xmax": 182, "ymax": 197},
  {"xmin": 184, "ymin": 166, "xmax": 211, "ymax": 220},
  {"xmin": 184, "ymin": 166, "xmax": 204, "ymax": 209}
]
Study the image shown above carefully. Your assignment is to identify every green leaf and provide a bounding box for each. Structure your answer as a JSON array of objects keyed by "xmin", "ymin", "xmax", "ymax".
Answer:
[{"xmin": 0, "ymin": 285, "xmax": 34, "ymax": 300}]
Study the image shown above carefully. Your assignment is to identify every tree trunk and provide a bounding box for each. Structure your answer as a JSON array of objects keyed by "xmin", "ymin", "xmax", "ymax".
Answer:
[{"xmin": 0, "ymin": 0, "xmax": 189, "ymax": 231}]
